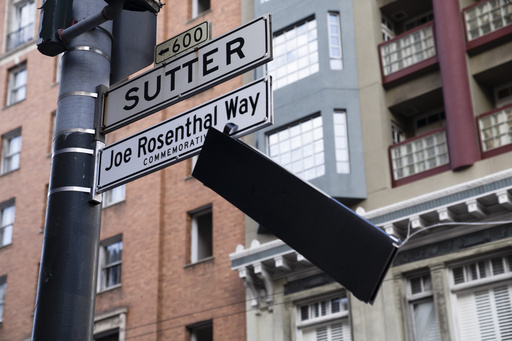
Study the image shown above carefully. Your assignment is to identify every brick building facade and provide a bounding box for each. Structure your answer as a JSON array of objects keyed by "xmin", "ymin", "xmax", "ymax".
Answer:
[{"xmin": 0, "ymin": 0, "xmax": 250, "ymax": 340}]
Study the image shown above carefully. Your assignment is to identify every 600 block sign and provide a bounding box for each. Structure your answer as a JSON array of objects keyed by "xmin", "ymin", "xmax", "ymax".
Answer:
[{"xmin": 155, "ymin": 21, "xmax": 210, "ymax": 65}]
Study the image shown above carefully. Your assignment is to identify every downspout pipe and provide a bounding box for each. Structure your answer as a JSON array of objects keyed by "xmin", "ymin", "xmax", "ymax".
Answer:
[{"xmin": 59, "ymin": 0, "xmax": 124, "ymax": 43}]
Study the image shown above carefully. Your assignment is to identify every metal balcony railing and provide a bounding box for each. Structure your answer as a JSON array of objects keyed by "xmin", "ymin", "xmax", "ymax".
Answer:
[
  {"xmin": 390, "ymin": 129, "xmax": 449, "ymax": 181},
  {"xmin": 379, "ymin": 22, "xmax": 436, "ymax": 77},
  {"xmin": 6, "ymin": 23, "xmax": 34, "ymax": 51},
  {"xmin": 478, "ymin": 104, "xmax": 512, "ymax": 153},
  {"xmin": 464, "ymin": 0, "xmax": 512, "ymax": 41}
]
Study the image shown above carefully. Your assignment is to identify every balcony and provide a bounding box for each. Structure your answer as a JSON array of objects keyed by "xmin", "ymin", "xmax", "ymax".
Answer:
[
  {"xmin": 464, "ymin": 0, "xmax": 512, "ymax": 53},
  {"xmin": 389, "ymin": 128, "xmax": 450, "ymax": 186},
  {"xmin": 378, "ymin": 22, "xmax": 437, "ymax": 86},
  {"xmin": 478, "ymin": 104, "xmax": 512, "ymax": 158},
  {"xmin": 6, "ymin": 24, "xmax": 34, "ymax": 51}
]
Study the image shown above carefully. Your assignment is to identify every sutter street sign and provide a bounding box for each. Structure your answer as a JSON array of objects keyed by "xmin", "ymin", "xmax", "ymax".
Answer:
[
  {"xmin": 97, "ymin": 76, "xmax": 273, "ymax": 193},
  {"xmin": 103, "ymin": 15, "xmax": 272, "ymax": 133}
]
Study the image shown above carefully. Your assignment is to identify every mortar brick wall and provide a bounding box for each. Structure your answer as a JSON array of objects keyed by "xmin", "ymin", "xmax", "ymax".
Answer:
[{"xmin": 0, "ymin": 0, "xmax": 248, "ymax": 340}]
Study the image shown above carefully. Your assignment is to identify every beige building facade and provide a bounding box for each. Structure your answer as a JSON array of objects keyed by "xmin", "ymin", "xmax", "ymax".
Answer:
[{"xmin": 232, "ymin": 0, "xmax": 512, "ymax": 340}]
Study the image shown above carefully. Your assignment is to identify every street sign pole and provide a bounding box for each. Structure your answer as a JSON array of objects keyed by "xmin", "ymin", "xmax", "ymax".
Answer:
[{"xmin": 32, "ymin": 0, "xmax": 114, "ymax": 339}]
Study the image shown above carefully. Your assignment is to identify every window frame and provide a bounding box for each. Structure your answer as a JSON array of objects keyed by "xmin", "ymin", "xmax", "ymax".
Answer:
[
  {"xmin": 7, "ymin": 64, "xmax": 27, "ymax": 106},
  {"xmin": 1, "ymin": 128, "xmax": 22, "ymax": 174},
  {"xmin": 0, "ymin": 199, "xmax": 15, "ymax": 249},
  {"xmin": 6, "ymin": 0, "xmax": 36, "ymax": 51},
  {"xmin": 327, "ymin": 12, "xmax": 343, "ymax": 70},
  {"xmin": 189, "ymin": 205, "xmax": 213, "ymax": 264},
  {"xmin": 295, "ymin": 291, "xmax": 351, "ymax": 341},
  {"xmin": 191, "ymin": 0, "xmax": 210, "ymax": 19},
  {"xmin": 494, "ymin": 81, "xmax": 512, "ymax": 108},
  {"xmin": 0, "ymin": 276, "xmax": 6, "ymax": 324},
  {"xmin": 98, "ymin": 235, "xmax": 123, "ymax": 292},
  {"xmin": 267, "ymin": 15, "xmax": 319, "ymax": 90},
  {"xmin": 266, "ymin": 113, "xmax": 325, "ymax": 181},
  {"xmin": 449, "ymin": 251, "xmax": 512, "ymax": 341},
  {"xmin": 188, "ymin": 319, "xmax": 213, "ymax": 341},
  {"xmin": 405, "ymin": 272, "xmax": 440, "ymax": 341},
  {"xmin": 333, "ymin": 110, "xmax": 350, "ymax": 174},
  {"xmin": 102, "ymin": 185, "xmax": 126, "ymax": 208}
]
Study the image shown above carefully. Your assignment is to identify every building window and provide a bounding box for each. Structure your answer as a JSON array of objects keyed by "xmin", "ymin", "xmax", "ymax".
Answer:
[
  {"xmin": 267, "ymin": 114, "xmax": 325, "ymax": 181},
  {"xmin": 1, "ymin": 130, "xmax": 22, "ymax": 174},
  {"xmin": 0, "ymin": 276, "xmax": 6, "ymax": 323},
  {"xmin": 381, "ymin": 16, "xmax": 395, "ymax": 42},
  {"xmin": 0, "ymin": 202, "xmax": 15, "ymax": 248},
  {"xmin": 191, "ymin": 0, "xmax": 210, "ymax": 18},
  {"xmin": 390, "ymin": 129, "xmax": 449, "ymax": 181},
  {"xmin": 327, "ymin": 13, "xmax": 343, "ymax": 70},
  {"xmin": 6, "ymin": 0, "xmax": 35, "ymax": 51},
  {"xmin": 392, "ymin": 121, "xmax": 406, "ymax": 144},
  {"xmin": 334, "ymin": 111, "xmax": 350, "ymax": 174},
  {"xmin": 451, "ymin": 252, "xmax": 512, "ymax": 341},
  {"xmin": 379, "ymin": 24, "xmax": 435, "ymax": 76},
  {"xmin": 7, "ymin": 64, "xmax": 27, "ymax": 106},
  {"xmin": 407, "ymin": 273, "xmax": 440, "ymax": 341},
  {"xmin": 404, "ymin": 12, "xmax": 434, "ymax": 32},
  {"xmin": 55, "ymin": 53, "xmax": 63, "ymax": 84},
  {"xmin": 478, "ymin": 106, "xmax": 512, "ymax": 152},
  {"xmin": 98, "ymin": 236, "xmax": 123, "ymax": 291},
  {"xmin": 296, "ymin": 292, "xmax": 351, "ymax": 341},
  {"xmin": 495, "ymin": 82, "xmax": 512, "ymax": 108},
  {"xmin": 190, "ymin": 207, "xmax": 213, "ymax": 263},
  {"xmin": 188, "ymin": 320, "xmax": 213, "ymax": 341},
  {"xmin": 464, "ymin": 0, "xmax": 512, "ymax": 41},
  {"xmin": 94, "ymin": 309, "xmax": 126, "ymax": 341},
  {"xmin": 267, "ymin": 17, "xmax": 318, "ymax": 90},
  {"xmin": 102, "ymin": 185, "xmax": 126, "ymax": 208}
]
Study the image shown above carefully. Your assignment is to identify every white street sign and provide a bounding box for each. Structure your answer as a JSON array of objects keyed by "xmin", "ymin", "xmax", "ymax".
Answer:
[
  {"xmin": 103, "ymin": 15, "xmax": 272, "ymax": 133},
  {"xmin": 155, "ymin": 21, "xmax": 210, "ymax": 65},
  {"xmin": 97, "ymin": 77, "xmax": 273, "ymax": 193}
]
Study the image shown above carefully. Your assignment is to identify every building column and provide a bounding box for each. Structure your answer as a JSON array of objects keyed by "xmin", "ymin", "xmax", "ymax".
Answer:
[{"xmin": 432, "ymin": 0, "xmax": 480, "ymax": 170}]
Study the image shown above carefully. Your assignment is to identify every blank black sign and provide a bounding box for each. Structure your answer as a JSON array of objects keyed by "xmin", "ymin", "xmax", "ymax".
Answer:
[{"xmin": 192, "ymin": 128, "xmax": 399, "ymax": 304}]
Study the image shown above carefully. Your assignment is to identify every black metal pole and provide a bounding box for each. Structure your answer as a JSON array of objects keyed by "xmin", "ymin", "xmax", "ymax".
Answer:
[{"xmin": 32, "ymin": 0, "xmax": 113, "ymax": 339}]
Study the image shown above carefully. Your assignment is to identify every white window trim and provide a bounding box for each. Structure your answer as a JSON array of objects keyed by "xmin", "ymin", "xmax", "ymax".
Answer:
[
  {"xmin": 102, "ymin": 185, "xmax": 126, "ymax": 208},
  {"xmin": 268, "ymin": 16, "xmax": 319, "ymax": 90},
  {"xmin": 1, "ymin": 129, "xmax": 22, "ymax": 174},
  {"xmin": 267, "ymin": 113, "xmax": 325, "ymax": 181},
  {"xmin": 190, "ymin": 206, "xmax": 213, "ymax": 264},
  {"xmin": 0, "ymin": 276, "xmax": 6, "ymax": 324},
  {"xmin": 449, "ymin": 252, "xmax": 512, "ymax": 341},
  {"xmin": 405, "ymin": 273, "xmax": 440, "ymax": 341},
  {"xmin": 327, "ymin": 12, "xmax": 343, "ymax": 70},
  {"xmin": 6, "ymin": 0, "xmax": 36, "ymax": 51},
  {"xmin": 295, "ymin": 292, "xmax": 351, "ymax": 341},
  {"xmin": 97, "ymin": 236, "xmax": 123, "ymax": 292},
  {"xmin": 191, "ymin": 0, "xmax": 210, "ymax": 19},
  {"xmin": 7, "ymin": 64, "xmax": 27, "ymax": 106},
  {"xmin": 94, "ymin": 308, "xmax": 127, "ymax": 341}
]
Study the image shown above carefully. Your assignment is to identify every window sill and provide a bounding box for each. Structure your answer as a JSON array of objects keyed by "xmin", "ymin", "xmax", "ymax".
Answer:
[
  {"xmin": 0, "ymin": 242, "xmax": 13, "ymax": 251},
  {"xmin": 0, "ymin": 168, "xmax": 20, "ymax": 178},
  {"xmin": 102, "ymin": 200, "xmax": 126, "ymax": 209},
  {"xmin": 97, "ymin": 284, "xmax": 121, "ymax": 294},
  {"xmin": 184, "ymin": 256, "xmax": 214, "ymax": 268},
  {"xmin": 3, "ymin": 98, "xmax": 26, "ymax": 111},
  {"xmin": 188, "ymin": 9, "xmax": 212, "ymax": 23}
]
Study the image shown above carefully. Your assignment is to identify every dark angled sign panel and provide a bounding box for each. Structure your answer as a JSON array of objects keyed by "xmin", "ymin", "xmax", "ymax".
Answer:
[{"xmin": 192, "ymin": 128, "xmax": 400, "ymax": 304}]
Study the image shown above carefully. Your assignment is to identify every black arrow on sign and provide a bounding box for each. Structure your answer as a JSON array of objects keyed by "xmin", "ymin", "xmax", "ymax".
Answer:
[{"xmin": 158, "ymin": 47, "xmax": 169, "ymax": 56}]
